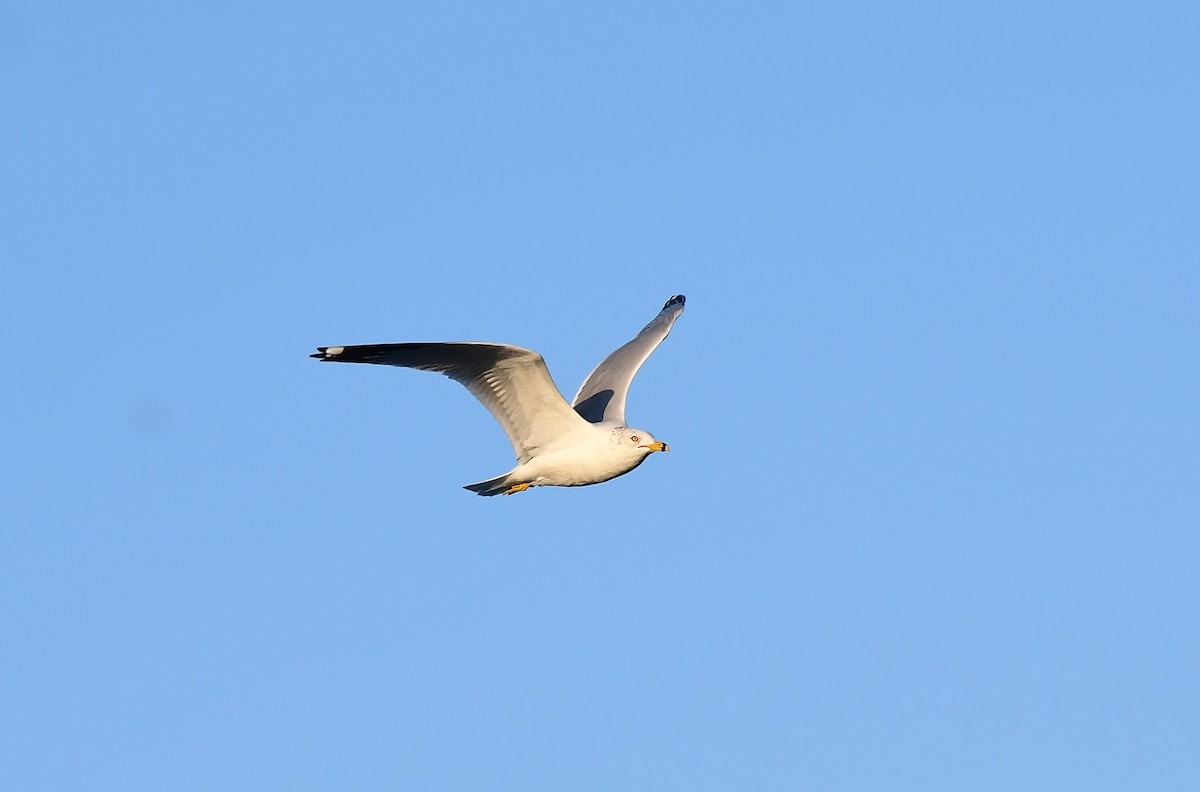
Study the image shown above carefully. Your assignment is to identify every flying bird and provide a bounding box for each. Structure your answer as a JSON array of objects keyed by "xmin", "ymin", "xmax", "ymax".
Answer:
[{"xmin": 311, "ymin": 295, "xmax": 686, "ymax": 496}]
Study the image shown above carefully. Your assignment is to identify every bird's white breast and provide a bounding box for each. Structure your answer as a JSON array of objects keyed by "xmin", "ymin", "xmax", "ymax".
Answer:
[{"xmin": 519, "ymin": 423, "xmax": 643, "ymax": 487}]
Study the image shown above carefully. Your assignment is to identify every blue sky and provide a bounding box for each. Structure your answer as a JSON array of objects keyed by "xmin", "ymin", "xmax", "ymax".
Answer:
[{"xmin": 3, "ymin": 1, "xmax": 1198, "ymax": 789}]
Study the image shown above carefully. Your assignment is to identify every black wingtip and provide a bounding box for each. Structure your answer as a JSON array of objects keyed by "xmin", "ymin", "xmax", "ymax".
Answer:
[
  {"xmin": 663, "ymin": 294, "xmax": 686, "ymax": 310},
  {"xmin": 310, "ymin": 347, "xmax": 331, "ymax": 360}
]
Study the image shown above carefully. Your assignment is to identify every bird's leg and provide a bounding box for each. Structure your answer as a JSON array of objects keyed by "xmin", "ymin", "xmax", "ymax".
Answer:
[{"xmin": 502, "ymin": 483, "xmax": 532, "ymax": 495}]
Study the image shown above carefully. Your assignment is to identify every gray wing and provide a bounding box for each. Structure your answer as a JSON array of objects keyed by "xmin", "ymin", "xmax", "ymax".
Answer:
[
  {"xmin": 571, "ymin": 294, "xmax": 686, "ymax": 424},
  {"xmin": 311, "ymin": 342, "xmax": 590, "ymax": 464}
]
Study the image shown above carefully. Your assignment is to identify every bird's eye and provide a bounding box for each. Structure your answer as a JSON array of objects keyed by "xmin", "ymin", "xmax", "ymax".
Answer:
[{"xmin": 630, "ymin": 435, "xmax": 639, "ymax": 443}]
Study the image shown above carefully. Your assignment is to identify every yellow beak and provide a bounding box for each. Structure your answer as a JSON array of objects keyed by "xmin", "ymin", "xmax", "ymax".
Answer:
[{"xmin": 640, "ymin": 441, "xmax": 669, "ymax": 452}]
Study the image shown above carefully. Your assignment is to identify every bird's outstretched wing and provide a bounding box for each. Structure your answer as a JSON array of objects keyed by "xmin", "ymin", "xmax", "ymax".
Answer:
[
  {"xmin": 311, "ymin": 342, "xmax": 589, "ymax": 463},
  {"xmin": 571, "ymin": 295, "xmax": 685, "ymax": 424}
]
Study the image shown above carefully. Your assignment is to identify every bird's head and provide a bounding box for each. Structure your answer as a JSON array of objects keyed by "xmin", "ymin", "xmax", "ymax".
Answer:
[{"xmin": 617, "ymin": 426, "xmax": 669, "ymax": 456}]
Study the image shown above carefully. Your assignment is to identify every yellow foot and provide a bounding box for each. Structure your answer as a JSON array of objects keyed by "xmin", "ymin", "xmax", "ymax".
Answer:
[{"xmin": 502, "ymin": 482, "xmax": 532, "ymax": 496}]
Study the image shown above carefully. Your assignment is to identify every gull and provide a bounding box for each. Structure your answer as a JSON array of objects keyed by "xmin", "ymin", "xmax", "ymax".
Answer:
[{"xmin": 311, "ymin": 295, "xmax": 686, "ymax": 496}]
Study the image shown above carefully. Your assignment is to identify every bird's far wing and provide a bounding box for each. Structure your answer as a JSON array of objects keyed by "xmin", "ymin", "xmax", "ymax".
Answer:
[
  {"xmin": 571, "ymin": 294, "xmax": 685, "ymax": 424},
  {"xmin": 311, "ymin": 342, "xmax": 589, "ymax": 464}
]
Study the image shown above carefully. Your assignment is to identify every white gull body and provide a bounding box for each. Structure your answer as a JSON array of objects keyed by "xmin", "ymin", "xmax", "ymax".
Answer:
[{"xmin": 311, "ymin": 295, "xmax": 685, "ymax": 495}]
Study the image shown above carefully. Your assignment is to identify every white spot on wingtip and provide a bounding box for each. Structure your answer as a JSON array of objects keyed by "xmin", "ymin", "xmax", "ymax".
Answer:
[{"xmin": 325, "ymin": 346, "xmax": 344, "ymax": 356}]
